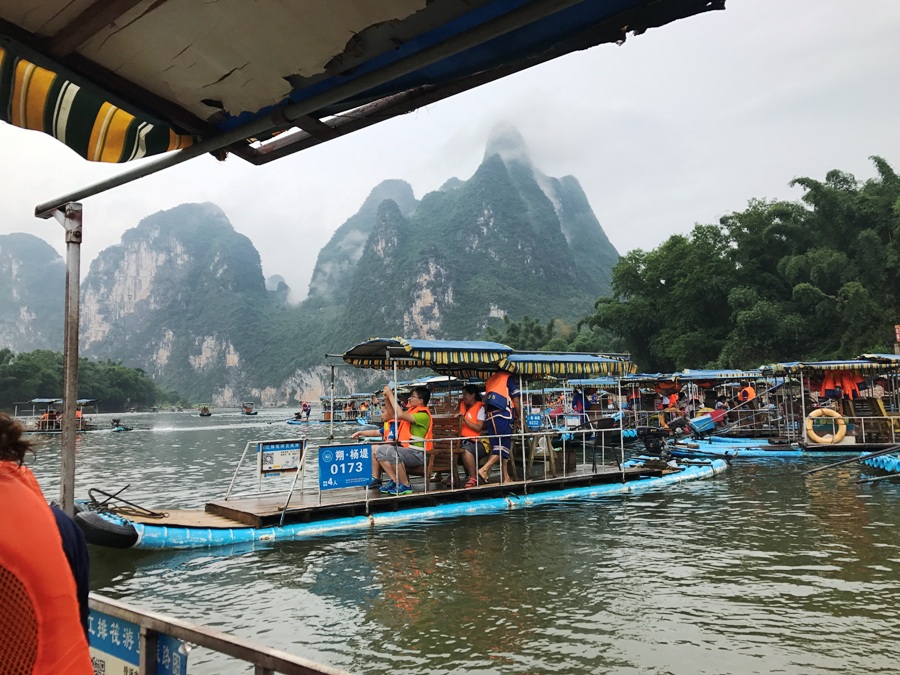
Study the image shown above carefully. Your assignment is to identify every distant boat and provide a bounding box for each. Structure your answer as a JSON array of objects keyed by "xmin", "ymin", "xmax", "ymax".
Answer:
[
  {"xmin": 198, "ymin": 406, "xmax": 212, "ymax": 417},
  {"xmin": 241, "ymin": 402, "xmax": 258, "ymax": 416},
  {"xmin": 14, "ymin": 398, "xmax": 100, "ymax": 433},
  {"xmin": 110, "ymin": 418, "xmax": 133, "ymax": 432}
]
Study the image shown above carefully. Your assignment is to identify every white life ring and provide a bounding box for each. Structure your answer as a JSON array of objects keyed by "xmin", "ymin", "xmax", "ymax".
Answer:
[{"xmin": 805, "ymin": 407, "xmax": 847, "ymax": 444}]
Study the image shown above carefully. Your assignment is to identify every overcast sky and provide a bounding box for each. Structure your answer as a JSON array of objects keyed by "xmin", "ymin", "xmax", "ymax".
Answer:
[{"xmin": 2, "ymin": 0, "xmax": 899, "ymax": 301}]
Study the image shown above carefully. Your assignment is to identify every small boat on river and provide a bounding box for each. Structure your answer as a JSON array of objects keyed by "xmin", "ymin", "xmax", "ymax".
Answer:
[
  {"xmin": 15, "ymin": 398, "xmax": 101, "ymax": 433},
  {"xmin": 241, "ymin": 402, "xmax": 258, "ymax": 416},
  {"xmin": 73, "ymin": 339, "xmax": 729, "ymax": 551},
  {"xmin": 198, "ymin": 406, "xmax": 212, "ymax": 417}
]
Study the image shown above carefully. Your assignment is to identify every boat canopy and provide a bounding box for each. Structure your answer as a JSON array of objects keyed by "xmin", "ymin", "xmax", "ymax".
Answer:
[
  {"xmin": 342, "ymin": 338, "xmax": 512, "ymax": 371},
  {"xmin": 763, "ymin": 359, "xmax": 900, "ymax": 375},
  {"xmin": 677, "ymin": 368, "xmax": 761, "ymax": 381},
  {"xmin": 0, "ymin": 1, "xmax": 725, "ymax": 179},
  {"xmin": 497, "ymin": 352, "xmax": 634, "ymax": 378},
  {"xmin": 14, "ymin": 398, "xmax": 98, "ymax": 405},
  {"xmin": 858, "ymin": 354, "xmax": 900, "ymax": 364}
]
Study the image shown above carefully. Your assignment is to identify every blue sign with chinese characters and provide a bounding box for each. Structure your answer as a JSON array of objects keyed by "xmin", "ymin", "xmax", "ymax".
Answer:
[
  {"xmin": 89, "ymin": 609, "xmax": 188, "ymax": 675},
  {"xmin": 319, "ymin": 444, "xmax": 373, "ymax": 490}
]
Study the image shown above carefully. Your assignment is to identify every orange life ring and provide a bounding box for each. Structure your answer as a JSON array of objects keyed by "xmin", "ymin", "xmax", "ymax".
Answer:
[{"xmin": 805, "ymin": 407, "xmax": 846, "ymax": 444}]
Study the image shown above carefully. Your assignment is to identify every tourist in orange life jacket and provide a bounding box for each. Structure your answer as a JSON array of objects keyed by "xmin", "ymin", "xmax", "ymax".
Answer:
[
  {"xmin": 371, "ymin": 385, "xmax": 433, "ymax": 496},
  {"xmin": 457, "ymin": 384, "xmax": 486, "ymax": 488},
  {"xmin": 477, "ymin": 371, "xmax": 523, "ymax": 484},
  {"xmin": 0, "ymin": 413, "xmax": 93, "ymax": 673},
  {"xmin": 736, "ymin": 380, "xmax": 757, "ymax": 406}
]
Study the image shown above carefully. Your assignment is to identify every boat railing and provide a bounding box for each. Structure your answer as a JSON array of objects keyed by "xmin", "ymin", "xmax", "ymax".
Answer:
[
  {"xmin": 812, "ymin": 413, "xmax": 899, "ymax": 445},
  {"xmin": 88, "ymin": 593, "xmax": 348, "ymax": 674},
  {"xmin": 408, "ymin": 422, "xmax": 625, "ymax": 490}
]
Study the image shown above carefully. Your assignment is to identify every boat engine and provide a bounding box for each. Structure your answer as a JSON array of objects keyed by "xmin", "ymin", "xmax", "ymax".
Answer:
[{"xmin": 636, "ymin": 426, "xmax": 673, "ymax": 461}]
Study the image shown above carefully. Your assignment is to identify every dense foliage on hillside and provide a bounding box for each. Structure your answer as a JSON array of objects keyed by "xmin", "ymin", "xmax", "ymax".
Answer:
[
  {"xmin": 0, "ymin": 349, "xmax": 169, "ymax": 410},
  {"xmin": 562, "ymin": 157, "xmax": 900, "ymax": 371}
]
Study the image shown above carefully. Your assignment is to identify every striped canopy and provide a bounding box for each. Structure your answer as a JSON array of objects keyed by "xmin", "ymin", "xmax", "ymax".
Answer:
[
  {"xmin": 342, "ymin": 337, "xmax": 512, "ymax": 371},
  {"xmin": 764, "ymin": 359, "xmax": 900, "ymax": 375},
  {"xmin": 1, "ymin": 0, "xmax": 724, "ymax": 180},
  {"xmin": 859, "ymin": 354, "xmax": 900, "ymax": 363},
  {"xmin": 677, "ymin": 368, "xmax": 761, "ymax": 381},
  {"xmin": 0, "ymin": 46, "xmax": 192, "ymax": 162},
  {"xmin": 497, "ymin": 353, "xmax": 635, "ymax": 378}
]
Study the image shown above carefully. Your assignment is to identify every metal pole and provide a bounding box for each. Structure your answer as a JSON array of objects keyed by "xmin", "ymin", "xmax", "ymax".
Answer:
[
  {"xmin": 800, "ymin": 372, "xmax": 808, "ymax": 444},
  {"xmin": 54, "ymin": 202, "xmax": 82, "ymax": 517},
  {"xmin": 329, "ymin": 364, "xmax": 335, "ymax": 441}
]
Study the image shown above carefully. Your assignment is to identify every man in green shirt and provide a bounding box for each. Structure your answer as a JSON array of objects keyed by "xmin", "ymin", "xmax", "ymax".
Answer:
[{"xmin": 373, "ymin": 385, "xmax": 433, "ymax": 495}]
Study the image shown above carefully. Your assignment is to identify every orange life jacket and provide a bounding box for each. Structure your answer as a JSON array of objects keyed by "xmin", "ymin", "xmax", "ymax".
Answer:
[
  {"xmin": 458, "ymin": 401, "xmax": 484, "ymax": 438},
  {"xmin": 0, "ymin": 463, "xmax": 93, "ymax": 674},
  {"xmin": 485, "ymin": 372, "xmax": 514, "ymax": 411},
  {"xmin": 737, "ymin": 386, "xmax": 756, "ymax": 402},
  {"xmin": 397, "ymin": 405, "xmax": 433, "ymax": 451}
]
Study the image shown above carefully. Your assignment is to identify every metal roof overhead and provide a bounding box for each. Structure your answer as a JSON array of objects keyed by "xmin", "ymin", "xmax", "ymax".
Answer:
[{"xmin": 0, "ymin": 0, "xmax": 726, "ymax": 179}]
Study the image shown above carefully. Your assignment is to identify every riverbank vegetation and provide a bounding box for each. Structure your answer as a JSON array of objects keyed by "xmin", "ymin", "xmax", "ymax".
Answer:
[
  {"xmin": 0, "ymin": 349, "xmax": 174, "ymax": 411},
  {"xmin": 488, "ymin": 157, "xmax": 900, "ymax": 371}
]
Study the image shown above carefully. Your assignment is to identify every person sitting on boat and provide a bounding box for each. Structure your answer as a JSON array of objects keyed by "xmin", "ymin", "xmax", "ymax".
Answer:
[
  {"xmin": 354, "ymin": 394, "xmax": 401, "ymax": 490},
  {"xmin": 478, "ymin": 371, "xmax": 522, "ymax": 485},
  {"xmin": 457, "ymin": 384, "xmax": 486, "ymax": 488},
  {"xmin": 372, "ymin": 385, "xmax": 433, "ymax": 496}
]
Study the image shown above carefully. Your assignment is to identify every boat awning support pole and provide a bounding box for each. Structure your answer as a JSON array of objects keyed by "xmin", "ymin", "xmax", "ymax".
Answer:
[
  {"xmin": 800, "ymin": 372, "xmax": 808, "ymax": 444},
  {"xmin": 56, "ymin": 202, "xmax": 83, "ymax": 518},
  {"xmin": 329, "ymin": 364, "xmax": 335, "ymax": 441}
]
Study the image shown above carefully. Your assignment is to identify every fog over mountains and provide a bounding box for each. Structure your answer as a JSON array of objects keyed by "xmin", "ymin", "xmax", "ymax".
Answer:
[{"xmin": 2, "ymin": 125, "xmax": 619, "ymax": 403}]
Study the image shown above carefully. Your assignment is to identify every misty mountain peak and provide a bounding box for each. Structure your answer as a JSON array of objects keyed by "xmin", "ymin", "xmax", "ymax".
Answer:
[{"xmin": 483, "ymin": 122, "xmax": 531, "ymax": 167}]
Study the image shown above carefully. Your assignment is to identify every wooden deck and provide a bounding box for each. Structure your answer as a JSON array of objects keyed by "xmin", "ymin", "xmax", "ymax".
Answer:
[
  {"xmin": 124, "ymin": 509, "xmax": 245, "ymax": 529},
  {"xmin": 204, "ymin": 465, "xmax": 664, "ymax": 529}
]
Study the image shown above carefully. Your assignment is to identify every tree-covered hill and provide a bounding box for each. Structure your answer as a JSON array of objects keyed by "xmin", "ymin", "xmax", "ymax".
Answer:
[
  {"xmin": 0, "ymin": 348, "xmax": 167, "ymax": 410},
  {"xmin": 581, "ymin": 157, "xmax": 900, "ymax": 371}
]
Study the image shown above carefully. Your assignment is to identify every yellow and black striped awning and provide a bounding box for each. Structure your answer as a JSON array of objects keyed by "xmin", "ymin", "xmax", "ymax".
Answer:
[
  {"xmin": 0, "ymin": 46, "xmax": 193, "ymax": 163},
  {"xmin": 342, "ymin": 338, "xmax": 512, "ymax": 372},
  {"xmin": 497, "ymin": 353, "xmax": 635, "ymax": 378},
  {"xmin": 765, "ymin": 359, "xmax": 900, "ymax": 375}
]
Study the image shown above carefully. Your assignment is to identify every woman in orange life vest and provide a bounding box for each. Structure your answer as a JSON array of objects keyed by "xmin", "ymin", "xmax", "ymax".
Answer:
[
  {"xmin": 371, "ymin": 385, "xmax": 433, "ymax": 496},
  {"xmin": 457, "ymin": 384, "xmax": 487, "ymax": 488},
  {"xmin": 0, "ymin": 413, "xmax": 93, "ymax": 674}
]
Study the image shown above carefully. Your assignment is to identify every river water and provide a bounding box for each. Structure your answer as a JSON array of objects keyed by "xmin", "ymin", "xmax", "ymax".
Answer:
[{"xmin": 26, "ymin": 410, "xmax": 900, "ymax": 674}]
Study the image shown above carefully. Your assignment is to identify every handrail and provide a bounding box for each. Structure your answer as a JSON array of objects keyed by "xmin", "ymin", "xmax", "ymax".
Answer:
[{"xmin": 89, "ymin": 593, "xmax": 350, "ymax": 675}]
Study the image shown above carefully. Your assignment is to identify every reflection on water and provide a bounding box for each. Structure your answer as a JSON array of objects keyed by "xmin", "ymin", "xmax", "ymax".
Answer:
[{"xmin": 27, "ymin": 412, "xmax": 900, "ymax": 674}]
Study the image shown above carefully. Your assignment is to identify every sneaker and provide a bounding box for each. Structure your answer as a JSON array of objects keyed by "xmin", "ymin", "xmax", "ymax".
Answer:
[
  {"xmin": 378, "ymin": 480, "xmax": 396, "ymax": 494},
  {"xmin": 390, "ymin": 483, "xmax": 413, "ymax": 496},
  {"xmin": 365, "ymin": 478, "xmax": 382, "ymax": 490}
]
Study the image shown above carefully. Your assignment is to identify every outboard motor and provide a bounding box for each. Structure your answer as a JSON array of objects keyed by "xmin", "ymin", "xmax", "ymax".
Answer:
[{"xmin": 636, "ymin": 426, "xmax": 671, "ymax": 459}]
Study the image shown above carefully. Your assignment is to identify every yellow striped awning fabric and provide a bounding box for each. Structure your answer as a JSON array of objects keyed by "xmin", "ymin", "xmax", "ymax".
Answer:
[
  {"xmin": 0, "ymin": 46, "xmax": 193, "ymax": 162},
  {"xmin": 497, "ymin": 353, "xmax": 635, "ymax": 378},
  {"xmin": 342, "ymin": 338, "xmax": 513, "ymax": 372},
  {"xmin": 765, "ymin": 359, "xmax": 900, "ymax": 375}
]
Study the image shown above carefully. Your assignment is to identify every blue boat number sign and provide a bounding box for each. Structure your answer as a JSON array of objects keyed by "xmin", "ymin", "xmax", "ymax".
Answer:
[
  {"xmin": 319, "ymin": 444, "xmax": 373, "ymax": 490},
  {"xmin": 526, "ymin": 413, "xmax": 543, "ymax": 430},
  {"xmin": 257, "ymin": 439, "xmax": 305, "ymax": 478},
  {"xmin": 89, "ymin": 609, "xmax": 188, "ymax": 675}
]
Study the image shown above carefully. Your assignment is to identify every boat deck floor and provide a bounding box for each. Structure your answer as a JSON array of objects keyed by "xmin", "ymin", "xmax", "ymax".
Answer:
[{"xmin": 193, "ymin": 465, "xmax": 664, "ymax": 529}]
